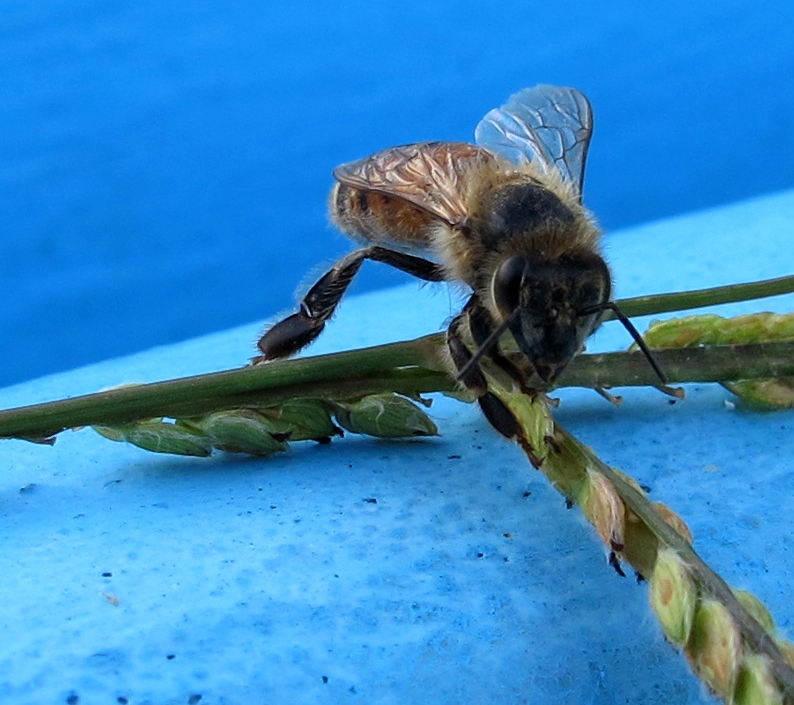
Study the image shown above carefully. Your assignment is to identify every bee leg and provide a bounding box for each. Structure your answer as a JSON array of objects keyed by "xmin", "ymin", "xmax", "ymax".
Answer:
[
  {"xmin": 256, "ymin": 246, "xmax": 446, "ymax": 361},
  {"xmin": 366, "ymin": 247, "xmax": 447, "ymax": 282},
  {"xmin": 447, "ymin": 312, "xmax": 488, "ymax": 396},
  {"xmin": 447, "ymin": 306, "xmax": 521, "ymax": 440},
  {"xmin": 477, "ymin": 392, "xmax": 520, "ymax": 440},
  {"xmin": 466, "ymin": 300, "xmax": 532, "ymax": 393}
]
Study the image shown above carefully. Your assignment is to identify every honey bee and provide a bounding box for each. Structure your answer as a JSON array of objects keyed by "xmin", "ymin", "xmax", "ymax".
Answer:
[{"xmin": 256, "ymin": 85, "xmax": 665, "ymax": 437}]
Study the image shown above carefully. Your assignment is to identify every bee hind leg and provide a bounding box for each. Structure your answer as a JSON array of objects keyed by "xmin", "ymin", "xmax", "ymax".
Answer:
[{"xmin": 256, "ymin": 246, "xmax": 446, "ymax": 361}]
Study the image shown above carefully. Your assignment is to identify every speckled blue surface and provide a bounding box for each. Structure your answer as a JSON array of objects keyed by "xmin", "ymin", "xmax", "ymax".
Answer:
[
  {"xmin": 1, "ymin": 191, "xmax": 793, "ymax": 704},
  {"xmin": 2, "ymin": 1, "xmax": 794, "ymax": 385}
]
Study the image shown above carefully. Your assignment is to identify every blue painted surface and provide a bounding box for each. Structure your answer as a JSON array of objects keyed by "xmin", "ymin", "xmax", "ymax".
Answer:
[
  {"xmin": 0, "ymin": 190, "xmax": 793, "ymax": 703},
  {"xmin": 1, "ymin": 1, "xmax": 794, "ymax": 385}
]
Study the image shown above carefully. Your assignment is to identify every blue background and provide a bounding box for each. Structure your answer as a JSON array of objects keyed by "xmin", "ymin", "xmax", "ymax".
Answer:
[
  {"xmin": 2, "ymin": 191, "xmax": 793, "ymax": 703},
  {"xmin": 3, "ymin": 0, "xmax": 794, "ymax": 385}
]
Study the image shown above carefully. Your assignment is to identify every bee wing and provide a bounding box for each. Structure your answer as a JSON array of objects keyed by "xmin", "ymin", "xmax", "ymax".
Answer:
[
  {"xmin": 333, "ymin": 142, "xmax": 497, "ymax": 226},
  {"xmin": 474, "ymin": 85, "xmax": 593, "ymax": 197}
]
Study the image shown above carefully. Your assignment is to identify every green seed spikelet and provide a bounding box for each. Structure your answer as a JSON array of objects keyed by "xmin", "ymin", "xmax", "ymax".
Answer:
[
  {"xmin": 649, "ymin": 549, "xmax": 697, "ymax": 645},
  {"xmin": 734, "ymin": 590, "xmax": 776, "ymax": 635},
  {"xmin": 92, "ymin": 394, "xmax": 437, "ymax": 456},
  {"xmin": 331, "ymin": 394, "xmax": 438, "ymax": 438},
  {"xmin": 734, "ymin": 655, "xmax": 784, "ymax": 705},
  {"xmin": 257, "ymin": 398, "xmax": 341, "ymax": 441},
  {"xmin": 185, "ymin": 409, "xmax": 289, "ymax": 456},
  {"xmin": 685, "ymin": 599, "xmax": 742, "ymax": 696},
  {"xmin": 642, "ymin": 313, "xmax": 794, "ymax": 408},
  {"xmin": 94, "ymin": 419, "xmax": 213, "ymax": 457}
]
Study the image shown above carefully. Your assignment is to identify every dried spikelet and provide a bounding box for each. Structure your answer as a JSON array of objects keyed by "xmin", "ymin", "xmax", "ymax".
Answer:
[
  {"xmin": 653, "ymin": 502, "xmax": 693, "ymax": 543},
  {"xmin": 581, "ymin": 470, "xmax": 626, "ymax": 550}
]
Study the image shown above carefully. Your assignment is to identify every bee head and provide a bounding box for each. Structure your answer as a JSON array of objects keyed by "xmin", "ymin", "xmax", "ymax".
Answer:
[{"xmin": 491, "ymin": 252, "xmax": 611, "ymax": 382}]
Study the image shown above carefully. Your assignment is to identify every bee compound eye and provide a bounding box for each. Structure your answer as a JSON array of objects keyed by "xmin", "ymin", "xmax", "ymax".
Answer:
[{"xmin": 492, "ymin": 256, "xmax": 529, "ymax": 317}]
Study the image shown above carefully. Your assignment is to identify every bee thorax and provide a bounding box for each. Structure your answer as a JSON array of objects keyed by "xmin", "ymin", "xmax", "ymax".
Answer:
[{"xmin": 479, "ymin": 181, "xmax": 577, "ymax": 248}]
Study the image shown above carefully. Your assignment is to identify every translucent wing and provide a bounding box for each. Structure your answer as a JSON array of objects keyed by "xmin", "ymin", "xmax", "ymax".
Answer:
[
  {"xmin": 475, "ymin": 85, "xmax": 593, "ymax": 197},
  {"xmin": 333, "ymin": 141, "xmax": 499, "ymax": 226}
]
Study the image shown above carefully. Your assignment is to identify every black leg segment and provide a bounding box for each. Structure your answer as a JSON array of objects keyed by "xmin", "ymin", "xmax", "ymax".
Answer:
[
  {"xmin": 477, "ymin": 392, "xmax": 521, "ymax": 439},
  {"xmin": 256, "ymin": 246, "xmax": 446, "ymax": 361},
  {"xmin": 445, "ymin": 295, "xmax": 524, "ymax": 440},
  {"xmin": 466, "ymin": 300, "xmax": 529, "ymax": 391},
  {"xmin": 447, "ymin": 312, "xmax": 489, "ymax": 396}
]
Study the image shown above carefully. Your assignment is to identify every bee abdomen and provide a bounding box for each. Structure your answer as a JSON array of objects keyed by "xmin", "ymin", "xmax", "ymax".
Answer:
[{"xmin": 331, "ymin": 183, "xmax": 436, "ymax": 249}]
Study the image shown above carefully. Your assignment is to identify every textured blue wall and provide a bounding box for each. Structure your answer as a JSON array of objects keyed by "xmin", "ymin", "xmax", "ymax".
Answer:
[
  {"xmin": 2, "ymin": 0, "xmax": 793, "ymax": 384},
  {"xmin": 2, "ymin": 191, "xmax": 794, "ymax": 704}
]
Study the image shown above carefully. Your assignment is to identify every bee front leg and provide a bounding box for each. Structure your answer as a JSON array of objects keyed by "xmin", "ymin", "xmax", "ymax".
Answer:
[
  {"xmin": 256, "ymin": 246, "xmax": 445, "ymax": 362},
  {"xmin": 466, "ymin": 300, "xmax": 535, "ymax": 395},
  {"xmin": 447, "ymin": 307, "xmax": 520, "ymax": 440}
]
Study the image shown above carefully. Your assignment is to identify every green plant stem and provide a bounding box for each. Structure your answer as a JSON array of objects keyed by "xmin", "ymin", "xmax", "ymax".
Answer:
[
  {"xmin": 0, "ymin": 339, "xmax": 454, "ymax": 442},
  {"xmin": 610, "ymin": 274, "xmax": 794, "ymax": 320},
  {"xmin": 0, "ymin": 338, "xmax": 792, "ymax": 443},
  {"xmin": 559, "ymin": 341, "xmax": 794, "ymax": 388},
  {"xmin": 1, "ymin": 277, "xmax": 793, "ymax": 443}
]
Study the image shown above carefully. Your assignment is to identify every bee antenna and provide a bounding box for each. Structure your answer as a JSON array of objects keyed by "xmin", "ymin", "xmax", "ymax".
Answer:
[
  {"xmin": 455, "ymin": 309, "xmax": 519, "ymax": 382},
  {"xmin": 581, "ymin": 301, "xmax": 670, "ymax": 388}
]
